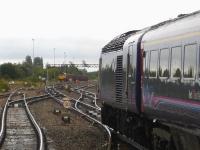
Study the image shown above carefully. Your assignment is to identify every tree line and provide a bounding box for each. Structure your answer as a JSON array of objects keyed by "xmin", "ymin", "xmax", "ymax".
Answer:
[
  {"xmin": 0, "ymin": 55, "xmax": 98, "ymax": 81},
  {"xmin": 0, "ymin": 55, "xmax": 43, "ymax": 80}
]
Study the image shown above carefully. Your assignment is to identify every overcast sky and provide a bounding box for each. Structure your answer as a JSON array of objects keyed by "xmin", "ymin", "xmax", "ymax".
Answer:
[{"xmin": 0, "ymin": 0, "xmax": 199, "ymax": 66}]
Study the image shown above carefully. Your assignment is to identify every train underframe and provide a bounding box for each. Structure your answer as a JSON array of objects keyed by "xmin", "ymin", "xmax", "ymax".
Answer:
[{"xmin": 101, "ymin": 103, "xmax": 200, "ymax": 150}]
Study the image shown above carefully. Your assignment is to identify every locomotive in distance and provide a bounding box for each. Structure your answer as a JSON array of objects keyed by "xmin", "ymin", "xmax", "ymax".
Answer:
[
  {"xmin": 58, "ymin": 74, "xmax": 88, "ymax": 82},
  {"xmin": 99, "ymin": 10, "xmax": 200, "ymax": 150}
]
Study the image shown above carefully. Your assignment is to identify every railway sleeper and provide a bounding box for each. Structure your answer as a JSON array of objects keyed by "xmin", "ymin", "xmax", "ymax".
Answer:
[{"xmin": 62, "ymin": 115, "xmax": 71, "ymax": 124}]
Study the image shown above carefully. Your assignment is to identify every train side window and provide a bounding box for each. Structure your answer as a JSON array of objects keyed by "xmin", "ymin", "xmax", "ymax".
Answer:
[
  {"xmin": 149, "ymin": 50, "xmax": 158, "ymax": 77},
  {"xmin": 159, "ymin": 48, "xmax": 169, "ymax": 77},
  {"xmin": 183, "ymin": 44, "xmax": 197, "ymax": 78},
  {"xmin": 144, "ymin": 51, "xmax": 149, "ymax": 77},
  {"xmin": 171, "ymin": 47, "xmax": 182, "ymax": 78}
]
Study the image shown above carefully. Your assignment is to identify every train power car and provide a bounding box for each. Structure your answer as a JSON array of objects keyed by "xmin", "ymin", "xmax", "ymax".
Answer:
[{"xmin": 99, "ymin": 11, "xmax": 200, "ymax": 150}]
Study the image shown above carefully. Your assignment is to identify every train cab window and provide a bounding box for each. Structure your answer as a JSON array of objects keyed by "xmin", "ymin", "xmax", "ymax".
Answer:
[
  {"xmin": 149, "ymin": 50, "xmax": 158, "ymax": 77},
  {"xmin": 159, "ymin": 49, "xmax": 169, "ymax": 77},
  {"xmin": 171, "ymin": 47, "xmax": 182, "ymax": 78},
  {"xmin": 183, "ymin": 44, "xmax": 197, "ymax": 78},
  {"xmin": 128, "ymin": 45, "xmax": 136, "ymax": 80}
]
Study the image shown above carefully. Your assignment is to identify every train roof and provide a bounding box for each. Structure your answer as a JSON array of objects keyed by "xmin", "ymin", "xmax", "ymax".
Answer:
[
  {"xmin": 102, "ymin": 30, "xmax": 139, "ymax": 53},
  {"xmin": 142, "ymin": 10, "xmax": 200, "ymax": 47},
  {"xmin": 102, "ymin": 10, "xmax": 200, "ymax": 53},
  {"xmin": 149, "ymin": 10, "xmax": 200, "ymax": 31}
]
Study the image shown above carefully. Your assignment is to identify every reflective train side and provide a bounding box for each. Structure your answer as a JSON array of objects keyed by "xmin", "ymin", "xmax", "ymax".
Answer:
[
  {"xmin": 99, "ymin": 11, "xmax": 200, "ymax": 150},
  {"xmin": 142, "ymin": 11, "xmax": 200, "ymax": 130}
]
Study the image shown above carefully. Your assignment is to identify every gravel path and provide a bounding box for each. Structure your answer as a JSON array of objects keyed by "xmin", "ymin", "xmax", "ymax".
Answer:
[{"xmin": 30, "ymin": 98, "xmax": 107, "ymax": 150}]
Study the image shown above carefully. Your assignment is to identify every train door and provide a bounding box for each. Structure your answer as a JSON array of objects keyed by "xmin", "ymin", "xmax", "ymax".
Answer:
[{"xmin": 126, "ymin": 43, "xmax": 137, "ymax": 112}]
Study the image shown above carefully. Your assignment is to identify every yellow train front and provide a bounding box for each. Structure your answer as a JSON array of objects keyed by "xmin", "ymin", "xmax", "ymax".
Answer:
[{"xmin": 58, "ymin": 74, "xmax": 88, "ymax": 82}]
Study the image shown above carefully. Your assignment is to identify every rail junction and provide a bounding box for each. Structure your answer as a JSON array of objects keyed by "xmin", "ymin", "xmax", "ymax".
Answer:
[
  {"xmin": 48, "ymin": 83, "xmax": 148, "ymax": 150},
  {"xmin": 0, "ymin": 82, "xmax": 149, "ymax": 150},
  {"xmin": 0, "ymin": 90, "xmax": 49, "ymax": 150}
]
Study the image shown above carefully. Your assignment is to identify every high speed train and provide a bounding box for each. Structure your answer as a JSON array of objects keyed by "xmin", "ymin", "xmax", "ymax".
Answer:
[{"xmin": 99, "ymin": 10, "xmax": 200, "ymax": 150}]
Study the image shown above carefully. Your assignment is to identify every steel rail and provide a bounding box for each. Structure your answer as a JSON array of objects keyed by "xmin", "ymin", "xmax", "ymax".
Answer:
[
  {"xmin": 71, "ymin": 106, "xmax": 111, "ymax": 150},
  {"xmin": 23, "ymin": 94, "xmax": 45, "ymax": 150},
  {"xmin": 47, "ymin": 91, "xmax": 64, "ymax": 105},
  {"xmin": 73, "ymin": 93, "xmax": 111, "ymax": 150},
  {"xmin": 8, "ymin": 94, "xmax": 50, "ymax": 105},
  {"xmin": 93, "ymin": 94, "xmax": 101, "ymax": 110},
  {"xmin": 47, "ymin": 88, "xmax": 111, "ymax": 150},
  {"xmin": 74, "ymin": 84, "xmax": 95, "ymax": 91},
  {"xmin": 27, "ymin": 96, "xmax": 51, "ymax": 105},
  {"xmin": 54, "ymin": 89, "xmax": 100, "ymax": 111},
  {"xmin": 75, "ymin": 88, "xmax": 101, "ymax": 111},
  {"xmin": 74, "ymin": 93, "xmax": 83, "ymax": 110},
  {"xmin": 0, "ymin": 91, "xmax": 24, "ymax": 98},
  {"xmin": 84, "ymin": 84, "xmax": 95, "ymax": 89},
  {"xmin": 74, "ymin": 85, "xmax": 88, "ymax": 90},
  {"xmin": 52, "ymin": 87, "xmax": 148, "ymax": 150},
  {"xmin": 0, "ymin": 92, "xmax": 11, "ymax": 98},
  {"xmin": 80, "ymin": 89, "xmax": 101, "ymax": 111},
  {"xmin": 0, "ymin": 90, "xmax": 17, "ymax": 144},
  {"xmin": 74, "ymin": 88, "xmax": 148, "ymax": 150}
]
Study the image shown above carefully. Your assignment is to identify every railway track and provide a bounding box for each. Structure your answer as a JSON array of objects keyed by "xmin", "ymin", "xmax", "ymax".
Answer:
[
  {"xmin": 75, "ymin": 86, "xmax": 148, "ymax": 150},
  {"xmin": 55, "ymin": 83, "xmax": 101, "ymax": 110},
  {"xmin": 52, "ymin": 86, "xmax": 101, "ymax": 121},
  {"xmin": 74, "ymin": 86, "xmax": 101, "ymax": 110},
  {"xmin": 0, "ymin": 90, "xmax": 46, "ymax": 150},
  {"xmin": 0, "ymin": 92, "xmax": 11, "ymax": 98},
  {"xmin": 51, "ymin": 84, "xmax": 148, "ymax": 150},
  {"xmin": 46, "ymin": 87, "xmax": 111, "ymax": 150}
]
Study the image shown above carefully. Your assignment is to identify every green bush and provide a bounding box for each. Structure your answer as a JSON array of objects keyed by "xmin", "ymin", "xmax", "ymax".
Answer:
[
  {"xmin": 87, "ymin": 71, "xmax": 98, "ymax": 80},
  {"xmin": 0, "ymin": 80, "xmax": 9, "ymax": 92}
]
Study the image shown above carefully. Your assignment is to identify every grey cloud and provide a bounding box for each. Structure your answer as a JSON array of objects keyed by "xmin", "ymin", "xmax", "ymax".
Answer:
[{"xmin": 0, "ymin": 37, "xmax": 108, "ymax": 64}]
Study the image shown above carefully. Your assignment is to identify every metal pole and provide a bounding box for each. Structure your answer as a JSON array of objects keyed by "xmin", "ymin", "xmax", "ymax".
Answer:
[
  {"xmin": 64, "ymin": 52, "xmax": 67, "ymax": 73},
  {"xmin": 32, "ymin": 39, "xmax": 35, "ymax": 64},
  {"xmin": 53, "ymin": 48, "xmax": 55, "ymax": 86},
  {"xmin": 64, "ymin": 52, "xmax": 66, "ymax": 63},
  {"xmin": 32, "ymin": 39, "xmax": 35, "ymax": 77},
  {"xmin": 46, "ymin": 66, "xmax": 49, "ymax": 86},
  {"xmin": 54, "ymin": 48, "xmax": 55, "ymax": 67}
]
